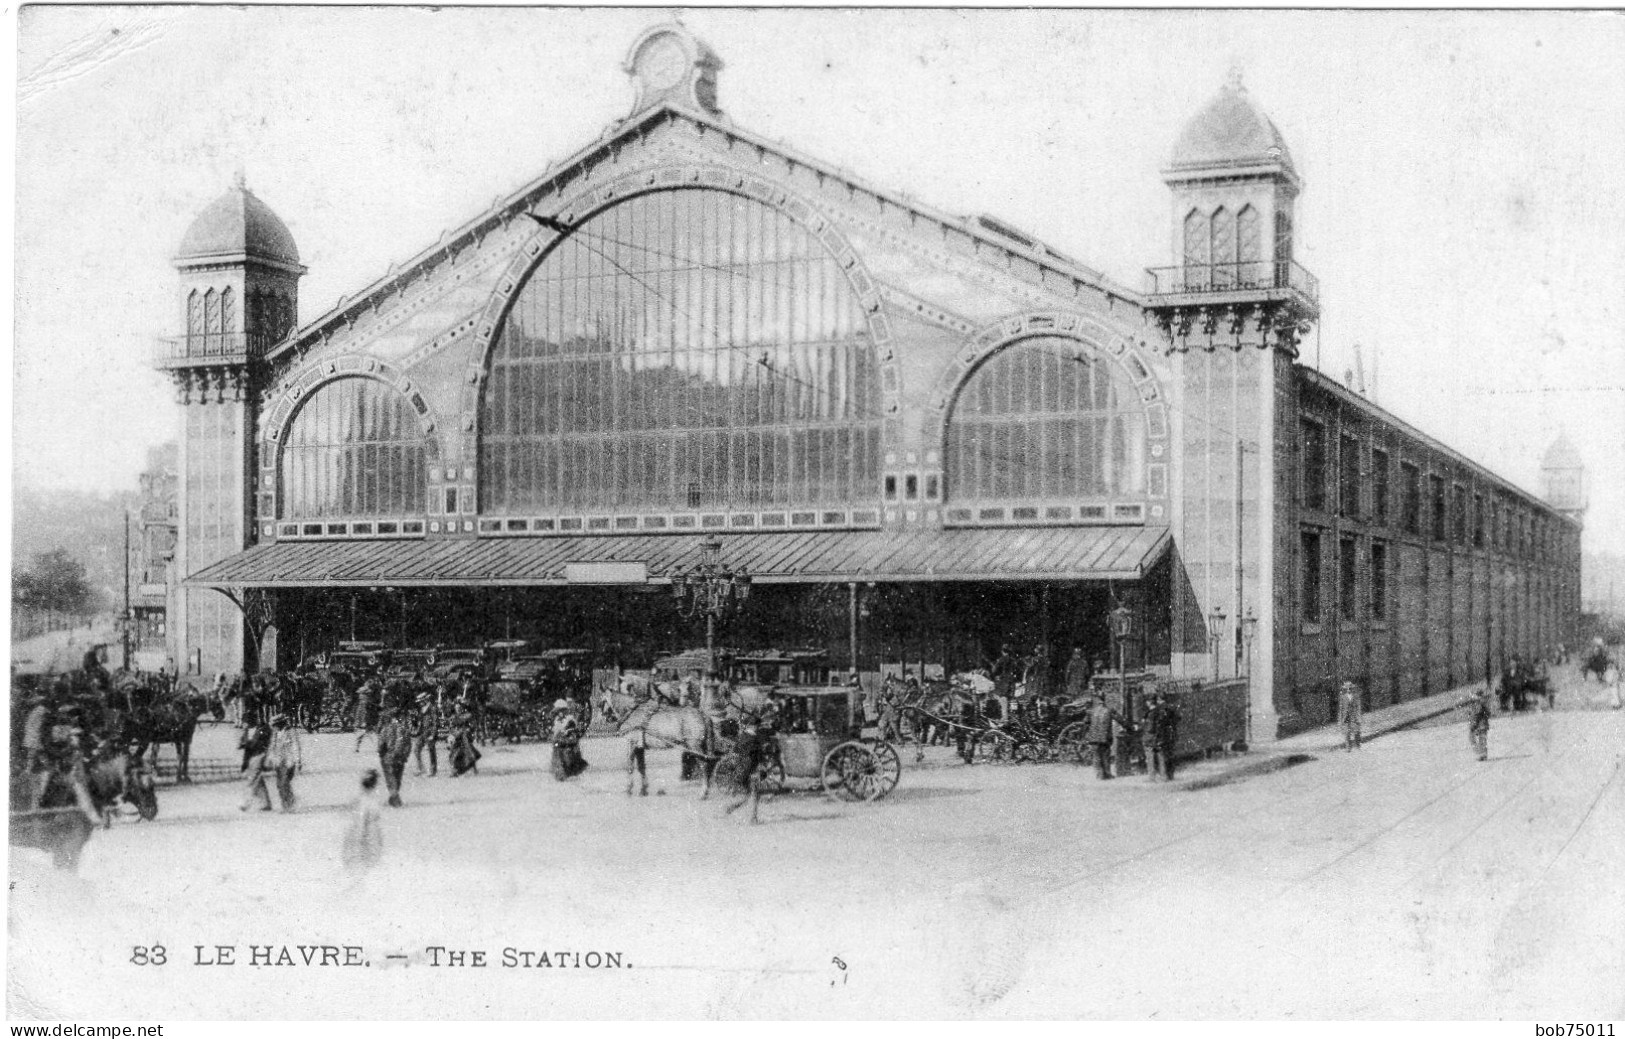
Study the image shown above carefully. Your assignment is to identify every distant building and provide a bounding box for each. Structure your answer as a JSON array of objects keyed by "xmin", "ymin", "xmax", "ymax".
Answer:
[
  {"xmin": 155, "ymin": 25, "xmax": 1581, "ymax": 736},
  {"xmin": 131, "ymin": 442, "xmax": 178, "ymax": 664}
]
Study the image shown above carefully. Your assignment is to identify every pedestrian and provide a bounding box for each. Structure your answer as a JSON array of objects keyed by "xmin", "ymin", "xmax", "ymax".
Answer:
[
  {"xmin": 340, "ymin": 769, "xmax": 384, "ymax": 881},
  {"xmin": 376, "ymin": 710, "xmax": 412, "ymax": 808},
  {"xmin": 1151, "ymin": 692, "xmax": 1180, "ymax": 781},
  {"xmin": 723, "ymin": 714, "xmax": 774, "ymax": 825},
  {"xmin": 1140, "ymin": 694, "xmax": 1162, "ymax": 779},
  {"xmin": 354, "ymin": 678, "xmax": 380, "ymax": 753},
  {"xmin": 448, "ymin": 705, "xmax": 482, "ymax": 777},
  {"xmin": 956, "ymin": 692, "xmax": 980, "ymax": 764},
  {"xmin": 1337, "ymin": 681, "xmax": 1363, "ymax": 751},
  {"xmin": 550, "ymin": 700, "xmax": 588, "ymax": 781},
  {"xmin": 239, "ymin": 715, "xmax": 274, "ymax": 811},
  {"xmin": 1084, "ymin": 695, "xmax": 1122, "ymax": 780},
  {"xmin": 1464, "ymin": 686, "xmax": 1492, "ymax": 761},
  {"xmin": 265, "ymin": 714, "xmax": 304, "ymax": 813},
  {"xmin": 877, "ymin": 690, "xmax": 901, "ymax": 744},
  {"xmin": 1064, "ymin": 647, "xmax": 1090, "ymax": 701},
  {"xmin": 410, "ymin": 695, "xmax": 440, "ymax": 777}
]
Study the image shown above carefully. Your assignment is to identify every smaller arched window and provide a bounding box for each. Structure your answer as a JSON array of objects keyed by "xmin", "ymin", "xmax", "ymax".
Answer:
[
  {"xmin": 280, "ymin": 377, "xmax": 428, "ymax": 520},
  {"xmin": 944, "ymin": 336, "xmax": 1146, "ymax": 504}
]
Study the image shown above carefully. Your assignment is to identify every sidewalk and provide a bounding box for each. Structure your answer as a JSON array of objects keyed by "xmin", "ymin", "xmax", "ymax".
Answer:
[{"xmin": 1173, "ymin": 682, "xmax": 1480, "ymax": 790}]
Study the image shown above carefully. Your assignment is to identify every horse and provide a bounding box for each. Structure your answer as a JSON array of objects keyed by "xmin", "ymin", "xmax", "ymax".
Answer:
[
  {"xmin": 617, "ymin": 700, "xmax": 717, "ymax": 798},
  {"xmin": 1581, "ymin": 645, "xmax": 1612, "ymax": 683},
  {"xmin": 8, "ymin": 750, "xmax": 152, "ymax": 871},
  {"xmin": 120, "ymin": 680, "xmax": 208, "ymax": 783}
]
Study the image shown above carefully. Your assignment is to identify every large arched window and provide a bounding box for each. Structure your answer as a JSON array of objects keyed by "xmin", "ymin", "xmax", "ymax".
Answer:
[
  {"xmin": 280, "ymin": 377, "xmax": 427, "ymax": 519},
  {"xmin": 945, "ymin": 336, "xmax": 1146, "ymax": 502},
  {"xmin": 480, "ymin": 188, "xmax": 881, "ymax": 514}
]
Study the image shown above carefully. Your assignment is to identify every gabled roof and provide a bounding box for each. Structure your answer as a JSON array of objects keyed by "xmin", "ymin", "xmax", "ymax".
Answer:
[{"xmin": 271, "ymin": 99, "xmax": 1140, "ymax": 365}]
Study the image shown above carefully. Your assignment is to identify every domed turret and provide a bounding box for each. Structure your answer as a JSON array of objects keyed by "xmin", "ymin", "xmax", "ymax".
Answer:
[
  {"xmin": 1147, "ymin": 71, "xmax": 1316, "ymax": 353},
  {"xmin": 160, "ymin": 176, "xmax": 305, "ymax": 378},
  {"xmin": 1540, "ymin": 431, "xmax": 1586, "ymax": 521},
  {"xmin": 174, "ymin": 176, "xmax": 301, "ymax": 269},
  {"xmin": 1166, "ymin": 76, "xmax": 1297, "ymax": 181}
]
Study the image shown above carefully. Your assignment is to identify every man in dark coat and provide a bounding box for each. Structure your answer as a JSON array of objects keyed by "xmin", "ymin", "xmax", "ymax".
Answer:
[
  {"xmin": 1146, "ymin": 693, "xmax": 1180, "ymax": 781},
  {"xmin": 1064, "ymin": 647, "xmax": 1091, "ymax": 701},
  {"xmin": 991, "ymin": 644, "xmax": 1018, "ymax": 700},
  {"xmin": 1465, "ymin": 687, "xmax": 1492, "ymax": 761},
  {"xmin": 1083, "ymin": 696, "xmax": 1123, "ymax": 780},
  {"xmin": 376, "ymin": 711, "xmax": 413, "ymax": 808}
]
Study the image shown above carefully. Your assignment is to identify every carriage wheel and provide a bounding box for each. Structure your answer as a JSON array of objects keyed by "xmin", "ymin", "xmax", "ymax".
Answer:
[
  {"xmin": 865, "ymin": 741, "xmax": 902, "ymax": 800},
  {"xmin": 820, "ymin": 742, "xmax": 884, "ymax": 802},
  {"xmin": 973, "ymin": 730, "xmax": 1016, "ymax": 765},
  {"xmin": 1057, "ymin": 722, "xmax": 1089, "ymax": 763},
  {"xmin": 712, "ymin": 753, "xmax": 748, "ymax": 795}
]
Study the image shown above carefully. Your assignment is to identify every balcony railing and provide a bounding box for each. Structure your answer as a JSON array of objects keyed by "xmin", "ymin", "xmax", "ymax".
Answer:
[
  {"xmin": 152, "ymin": 332, "xmax": 275, "ymax": 368},
  {"xmin": 1144, "ymin": 260, "xmax": 1319, "ymax": 306}
]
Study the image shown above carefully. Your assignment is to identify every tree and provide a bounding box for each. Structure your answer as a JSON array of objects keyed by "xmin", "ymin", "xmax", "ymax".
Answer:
[{"xmin": 20, "ymin": 548, "xmax": 93, "ymax": 616}]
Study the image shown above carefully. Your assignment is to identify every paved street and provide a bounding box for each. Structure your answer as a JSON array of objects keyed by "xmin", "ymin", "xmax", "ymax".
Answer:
[{"xmin": 9, "ymin": 670, "xmax": 1622, "ymax": 1019}]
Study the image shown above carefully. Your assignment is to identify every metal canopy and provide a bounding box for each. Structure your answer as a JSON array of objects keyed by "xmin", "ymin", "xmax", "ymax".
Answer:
[{"xmin": 184, "ymin": 525, "xmax": 1170, "ymax": 589}]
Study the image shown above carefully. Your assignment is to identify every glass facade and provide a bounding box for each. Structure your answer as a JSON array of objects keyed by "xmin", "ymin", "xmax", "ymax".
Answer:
[
  {"xmin": 279, "ymin": 377, "xmax": 427, "ymax": 519},
  {"xmin": 945, "ymin": 336, "xmax": 1145, "ymax": 502},
  {"xmin": 480, "ymin": 188, "xmax": 881, "ymax": 514}
]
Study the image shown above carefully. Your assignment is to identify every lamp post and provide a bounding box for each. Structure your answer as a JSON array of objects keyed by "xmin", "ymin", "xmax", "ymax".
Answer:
[
  {"xmin": 1111, "ymin": 601, "xmax": 1136, "ymax": 717},
  {"xmin": 1207, "ymin": 606, "xmax": 1228, "ymax": 681},
  {"xmin": 670, "ymin": 535, "xmax": 751, "ymax": 711},
  {"xmin": 1240, "ymin": 605, "xmax": 1259, "ymax": 744}
]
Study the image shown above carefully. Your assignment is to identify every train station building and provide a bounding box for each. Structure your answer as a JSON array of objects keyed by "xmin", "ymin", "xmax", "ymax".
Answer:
[{"xmin": 158, "ymin": 23, "xmax": 1583, "ymax": 739}]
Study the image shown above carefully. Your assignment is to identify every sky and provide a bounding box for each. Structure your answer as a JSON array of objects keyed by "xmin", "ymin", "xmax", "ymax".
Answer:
[{"xmin": 12, "ymin": 7, "xmax": 1625, "ymax": 554}]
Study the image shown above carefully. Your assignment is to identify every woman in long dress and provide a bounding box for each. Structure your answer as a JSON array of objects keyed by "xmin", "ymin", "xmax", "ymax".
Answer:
[
  {"xmin": 341, "ymin": 769, "xmax": 384, "ymax": 883},
  {"xmin": 550, "ymin": 702, "xmax": 588, "ymax": 781},
  {"xmin": 448, "ymin": 707, "xmax": 482, "ymax": 777}
]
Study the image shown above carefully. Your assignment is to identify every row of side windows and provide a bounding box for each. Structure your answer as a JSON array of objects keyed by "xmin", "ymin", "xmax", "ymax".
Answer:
[{"xmin": 1300, "ymin": 415, "xmax": 1563, "ymax": 561}]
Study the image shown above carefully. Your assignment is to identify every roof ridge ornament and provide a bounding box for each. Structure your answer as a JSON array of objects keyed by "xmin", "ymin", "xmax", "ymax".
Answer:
[
  {"xmin": 1226, "ymin": 62, "xmax": 1246, "ymax": 93},
  {"xmin": 624, "ymin": 22, "xmax": 723, "ymax": 118}
]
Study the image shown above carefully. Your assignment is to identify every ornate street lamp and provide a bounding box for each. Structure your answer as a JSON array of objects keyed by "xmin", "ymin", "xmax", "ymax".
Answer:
[
  {"xmin": 1111, "ymin": 601, "xmax": 1136, "ymax": 720},
  {"xmin": 1206, "ymin": 606, "xmax": 1228, "ymax": 680},
  {"xmin": 1240, "ymin": 605, "xmax": 1259, "ymax": 678},
  {"xmin": 670, "ymin": 536, "xmax": 751, "ymax": 710}
]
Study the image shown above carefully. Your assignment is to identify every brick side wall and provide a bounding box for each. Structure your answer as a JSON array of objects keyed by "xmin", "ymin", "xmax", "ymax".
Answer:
[{"xmin": 1273, "ymin": 369, "xmax": 1580, "ymax": 737}]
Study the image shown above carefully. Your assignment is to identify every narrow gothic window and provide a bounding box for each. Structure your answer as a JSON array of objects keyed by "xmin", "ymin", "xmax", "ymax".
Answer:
[
  {"xmin": 1182, "ymin": 209, "xmax": 1210, "ymax": 291},
  {"xmin": 1210, "ymin": 206, "xmax": 1236, "ymax": 287},
  {"xmin": 186, "ymin": 290, "xmax": 203, "ymax": 342},
  {"xmin": 1274, "ymin": 209, "xmax": 1294, "ymax": 276},
  {"xmin": 219, "ymin": 287, "xmax": 235, "ymax": 341},
  {"xmin": 204, "ymin": 288, "xmax": 221, "ymax": 347},
  {"xmin": 1237, "ymin": 204, "xmax": 1262, "ymax": 281}
]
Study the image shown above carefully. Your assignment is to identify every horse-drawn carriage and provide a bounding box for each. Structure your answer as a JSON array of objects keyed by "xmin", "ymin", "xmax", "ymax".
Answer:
[
  {"xmin": 484, "ymin": 648, "xmax": 596, "ymax": 741},
  {"xmin": 713, "ymin": 684, "xmax": 901, "ymax": 802}
]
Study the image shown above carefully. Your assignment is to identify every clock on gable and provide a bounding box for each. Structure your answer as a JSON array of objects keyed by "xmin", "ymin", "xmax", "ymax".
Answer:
[{"xmin": 624, "ymin": 24, "xmax": 723, "ymax": 116}]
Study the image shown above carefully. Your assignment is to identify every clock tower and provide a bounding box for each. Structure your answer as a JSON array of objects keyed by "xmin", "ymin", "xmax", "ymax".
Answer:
[{"xmin": 624, "ymin": 23, "xmax": 723, "ymax": 117}]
